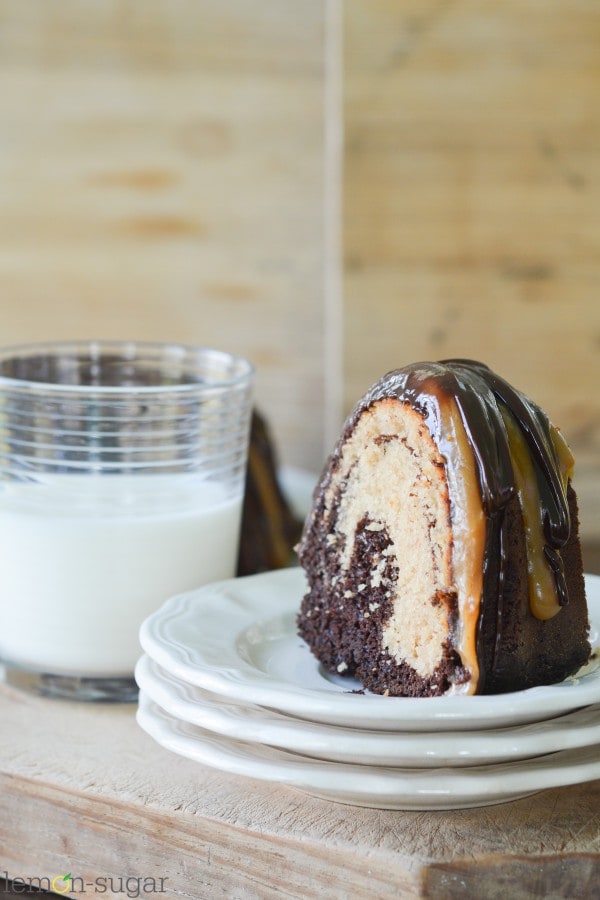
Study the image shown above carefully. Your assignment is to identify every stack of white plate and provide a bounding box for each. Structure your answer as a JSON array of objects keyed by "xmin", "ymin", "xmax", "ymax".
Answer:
[{"xmin": 136, "ymin": 567, "xmax": 600, "ymax": 810}]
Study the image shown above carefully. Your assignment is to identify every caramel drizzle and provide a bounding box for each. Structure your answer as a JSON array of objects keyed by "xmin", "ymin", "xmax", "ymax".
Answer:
[
  {"xmin": 435, "ymin": 394, "xmax": 485, "ymax": 695},
  {"xmin": 501, "ymin": 408, "xmax": 561, "ymax": 620}
]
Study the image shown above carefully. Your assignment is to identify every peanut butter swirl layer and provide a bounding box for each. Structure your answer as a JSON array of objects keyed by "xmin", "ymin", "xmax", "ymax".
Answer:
[{"xmin": 297, "ymin": 360, "xmax": 590, "ymax": 696}]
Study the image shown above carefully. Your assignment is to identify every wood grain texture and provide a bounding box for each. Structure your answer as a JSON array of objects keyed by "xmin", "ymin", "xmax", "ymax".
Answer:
[
  {"xmin": 344, "ymin": 0, "xmax": 600, "ymax": 539},
  {"xmin": 0, "ymin": 683, "xmax": 598, "ymax": 899},
  {"xmin": 0, "ymin": 0, "xmax": 326, "ymax": 471}
]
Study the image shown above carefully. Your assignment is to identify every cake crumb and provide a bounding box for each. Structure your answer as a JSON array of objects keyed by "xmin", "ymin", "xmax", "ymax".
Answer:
[
  {"xmin": 369, "ymin": 602, "xmax": 380, "ymax": 612},
  {"xmin": 337, "ymin": 661, "xmax": 348, "ymax": 673},
  {"xmin": 383, "ymin": 689, "xmax": 390, "ymax": 697},
  {"xmin": 370, "ymin": 559, "xmax": 387, "ymax": 588},
  {"xmin": 344, "ymin": 590, "xmax": 355, "ymax": 599}
]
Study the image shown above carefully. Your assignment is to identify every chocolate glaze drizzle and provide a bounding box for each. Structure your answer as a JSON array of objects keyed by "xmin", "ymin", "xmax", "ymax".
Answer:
[{"xmin": 350, "ymin": 359, "xmax": 574, "ymax": 688}]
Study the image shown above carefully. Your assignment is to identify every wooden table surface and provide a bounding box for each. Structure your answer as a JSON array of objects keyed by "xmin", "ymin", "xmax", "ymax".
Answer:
[{"xmin": 0, "ymin": 674, "xmax": 598, "ymax": 899}]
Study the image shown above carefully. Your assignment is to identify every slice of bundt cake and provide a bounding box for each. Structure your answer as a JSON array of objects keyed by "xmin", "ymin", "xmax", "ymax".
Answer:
[{"xmin": 297, "ymin": 360, "xmax": 590, "ymax": 696}]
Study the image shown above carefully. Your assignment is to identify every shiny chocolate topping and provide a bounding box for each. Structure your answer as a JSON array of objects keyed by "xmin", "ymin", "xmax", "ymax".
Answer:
[{"xmin": 353, "ymin": 359, "xmax": 574, "ymax": 686}]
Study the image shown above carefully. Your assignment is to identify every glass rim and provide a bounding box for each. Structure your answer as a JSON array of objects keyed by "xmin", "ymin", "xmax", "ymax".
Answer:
[{"xmin": 0, "ymin": 340, "xmax": 254, "ymax": 395}]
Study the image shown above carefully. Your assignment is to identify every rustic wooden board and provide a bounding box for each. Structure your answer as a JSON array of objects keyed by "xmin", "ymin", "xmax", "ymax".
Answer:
[
  {"xmin": 0, "ymin": 0, "xmax": 329, "ymax": 472},
  {"xmin": 0, "ymin": 682, "xmax": 598, "ymax": 899},
  {"xmin": 343, "ymin": 0, "xmax": 600, "ymax": 540}
]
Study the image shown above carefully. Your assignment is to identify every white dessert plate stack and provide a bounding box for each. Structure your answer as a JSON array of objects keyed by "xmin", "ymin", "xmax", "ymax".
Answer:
[{"xmin": 137, "ymin": 568, "xmax": 600, "ymax": 810}]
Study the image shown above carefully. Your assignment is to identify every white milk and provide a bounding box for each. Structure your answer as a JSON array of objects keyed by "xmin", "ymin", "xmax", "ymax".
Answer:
[{"xmin": 0, "ymin": 475, "xmax": 242, "ymax": 676}]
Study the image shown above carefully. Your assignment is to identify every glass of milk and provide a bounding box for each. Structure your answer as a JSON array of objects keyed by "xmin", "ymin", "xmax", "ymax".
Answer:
[{"xmin": 0, "ymin": 341, "xmax": 253, "ymax": 700}]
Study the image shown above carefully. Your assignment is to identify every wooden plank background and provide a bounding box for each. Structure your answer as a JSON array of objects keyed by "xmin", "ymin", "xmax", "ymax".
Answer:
[
  {"xmin": 344, "ymin": 0, "xmax": 600, "ymax": 541},
  {"xmin": 0, "ymin": 0, "xmax": 598, "ymax": 543},
  {"xmin": 0, "ymin": 0, "xmax": 327, "ymax": 472}
]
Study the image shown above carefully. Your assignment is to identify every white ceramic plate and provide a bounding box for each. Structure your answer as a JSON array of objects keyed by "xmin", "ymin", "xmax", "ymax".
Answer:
[
  {"xmin": 135, "ymin": 654, "xmax": 600, "ymax": 767},
  {"xmin": 137, "ymin": 692, "xmax": 600, "ymax": 810},
  {"xmin": 139, "ymin": 568, "xmax": 600, "ymax": 732}
]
